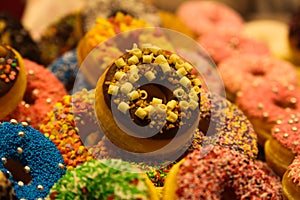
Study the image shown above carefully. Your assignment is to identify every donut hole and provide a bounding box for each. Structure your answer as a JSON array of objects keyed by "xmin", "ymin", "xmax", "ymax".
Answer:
[
  {"xmin": 23, "ymin": 87, "xmax": 37, "ymax": 105},
  {"xmin": 221, "ymin": 186, "xmax": 237, "ymax": 200},
  {"xmin": 274, "ymin": 99, "xmax": 297, "ymax": 109},
  {"xmin": 109, "ymin": 10, "xmax": 134, "ymax": 18},
  {"xmin": 250, "ymin": 69, "xmax": 265, "ymax": 76},
  {"xmin": 4, "ymin": 158, "xmax": 32, "ymax": 185}
]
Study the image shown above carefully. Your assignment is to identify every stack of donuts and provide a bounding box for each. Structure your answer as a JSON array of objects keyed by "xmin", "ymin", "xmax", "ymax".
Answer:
[{"xmin": 1, "ymin": 0, "xmax": 300, "ymax": 199}]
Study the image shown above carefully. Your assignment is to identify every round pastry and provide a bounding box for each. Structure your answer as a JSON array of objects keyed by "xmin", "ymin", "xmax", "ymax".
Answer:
[
  {"xmin": 47, "ymin": 159, "xmax": 159, "ymax": 200},
  {"xmin": 4, "ymin": 59, "xmax": 67, "ymax": 129},
  {"xmin": 38, "ymin": 11, "xmax": 84, "ymax": 66},
  {"xmin": 162, "ymin": 146, "xmax": 282, "ymax": 200},
  {"xmin": 95, "ymin": 44, "xmax": 202, "ymax": 155},
  {"xmin": 176, "ymin": 0, "xmax": 244, "ymax": 37},
  {"xmin": 243, "ymin": 19, "xmax": 293, "ymax": 61},
  {"xmin": 198, "ymin": 31, "xmax": 271, "ymax": 64},
  {"xmin": 282, "ymin": 155, "xmax": 300, "ymax": 200},
  {"xmin": 77, "ymin": 12, "xmax": 148, "ymax": 65},
  {"xmin": 39, "ymin": 89, "xmax": 98, "ymax": 170},
  {"xmin": 82, "ymin": 0, "xmax": 161, "ymax": 33},
  {"xmin": 0, "ymin": 171, "xmax": 17, "ymax": 200},
  {"xmin": 0, "ymin": 44, "xmax": 27, "ymax": 120},
  {"xmin": 288, "ymin": 7, "xmax": 300, "ymax": 65},
  {"xmin": 0, "ymin": 120, "xmax": 66, "ymax": 200},
  {"xmin": 265, "ymin": 112, "xmax": 300, "ymax": 176},
  {"xmin": 158, "ymin": 10, "xmax": 196, "ymax": 39},
  {"xmin": 218, "ymin": 54, "xmax": 298, "ymax": 102},
  {"xmin": 0, "ymin": 13, "xmax": 42, "ymax": 64},
  {"xmin": 237, "ymin": 82, "xmax": 300, "ymax": 146}
]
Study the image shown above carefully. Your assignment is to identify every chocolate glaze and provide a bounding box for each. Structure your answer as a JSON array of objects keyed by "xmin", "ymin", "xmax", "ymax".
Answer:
[{"xmin": 102, "ymin": 52, "xmax": 200, "ymax": 140}]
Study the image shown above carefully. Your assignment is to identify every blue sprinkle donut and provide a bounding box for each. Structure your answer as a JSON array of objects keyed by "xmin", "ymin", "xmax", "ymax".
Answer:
[
  {"xmin": 48, "ymin": 49, "xmax": 92, "ymax": 93},
  {"xmin": 0, "ymin": 120, "xmax": 66, "ymax": 200}
]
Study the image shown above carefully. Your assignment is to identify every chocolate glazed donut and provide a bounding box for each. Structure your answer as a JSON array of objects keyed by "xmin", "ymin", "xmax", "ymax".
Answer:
[{"xmin": 95, "ymin": 44, "xmax": 202, "ymax": 156}]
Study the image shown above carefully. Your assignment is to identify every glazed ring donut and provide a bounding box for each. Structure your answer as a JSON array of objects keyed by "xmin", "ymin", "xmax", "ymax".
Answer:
[
  {"xmin": 176, "ymin": 0, "xmax": 244, "ymax": 37},
  {"xmin": 4, "ymin": 59, "xmax": 67, "ymax": 129},
  {"xmin": 0, "ymin": 45, "xmax": 27, "ymax": 120},
  {"xmin": 218, "ymin": 54, "xmax": 298, "ymax": 102},
  {"xmin": 0, "ymin": 171, "xmax": 17, "ymax": 199},
  {"xmin": 95, "ymin": 44, "xmax": 202, "ymax": 155},
  {"xmin": 198, "ymin": 31, "xmax": 270, "ymax": 64},
  {"xmin": 237, "ymin": 82, "xmax": 300, "ymax": 146},
  {"xmin": 265, "ymin": 112, "xmax": 300, "ymax": 177},
  {"xmin": 47, "ymin": 159, "xmax": 159, "ymax": 200},
  {"xmin": 282, "ymin": 155, "xmax": 300, "ymax": 200},
  {"xmin": 39, "ymin": 89, "xmax": 98, "ymax": 170},
  {"xmin": 0, "ymin": 120, "xmax": 66, "ymax": 200},
  {"xmin": 162, "ymin": 146, "xmax": 282, "ymax": 200}
]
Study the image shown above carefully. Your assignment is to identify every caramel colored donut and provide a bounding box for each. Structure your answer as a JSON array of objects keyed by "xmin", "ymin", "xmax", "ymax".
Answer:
[
  {"xmin": 282, "ymin": 155, "xmax": 300, "ymax": 200},
  {"xmin": 0, "ymin": 120, "xmax": 66, "ymax": 200},
  {"xmin": 265, "ymin": 112, "xmax": 300, "ymax": 177},
  {"xmin": 162, "ymin": 146, "xmax": 282, "ymax": 200},
  {"xmin": 198, "ymin": 31, "xmax": 270, "ymax": 64},
  {"xmin": 237, "ymin": 82, "xmax": 300, "ymax": 146},
  {"xmin": 0, "ymin": 171, "xmax": 17, "ymax": 200},
  {"xmin": 176, "ymin": 0, "xmax": 244, "ymax": 37},
  {"xmin": 4, "ymin": 59, "xmax": 67, "ymax": 128},
  {"xmin": 95, "ymin": 44, "xmax": 202, "ymax": 155},
  {"xmin": 0, "ymin": 45, "xmax": 27, "ymax": 120},
  {"xmin": 47, "ymin": 159, "xmax": 159, "ymax": 200},
  {"xmin": 218, "ymin": 54, "xmax": 298, "ymax": 102}
]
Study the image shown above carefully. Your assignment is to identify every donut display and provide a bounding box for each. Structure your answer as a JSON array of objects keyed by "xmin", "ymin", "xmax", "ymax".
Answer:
[
  {"xmin": 95, "ymin": 44, "xmax": 202, "ymax": 155},
  {"xmin": 218, "ymin": 54, "xmax": 298, "ymax": 102},
  {"xmin": 0, "ymin": 171, "xmax": 17, "ymax": 200},
  {"xmin": 176, "ymin": 0, "xmax": 244, "ymax": 37},
  {"xmin": 47, "ymin": 159, "xmax": 159, "ymax": 200},
  {"xmin": 162, "ymin": 146, "xmax": 282, "ymax": 200},
  {"xmin": 0, "ymin": 120, "xmax": 66, "ymax": 200},
  {"xmin": 282, "ymin": 155, "xmax": 300, "ymax": 200},
  {"xmin": 265, "ymin": 112, "xmax": 300, "ymax": 176},
  {"xmin": 0, "ymin": 44, "xmax": 27, "ymax": 120},
  {"xmin": 3, "ymin": 59, "xmax": 67, "ymax": 128}
]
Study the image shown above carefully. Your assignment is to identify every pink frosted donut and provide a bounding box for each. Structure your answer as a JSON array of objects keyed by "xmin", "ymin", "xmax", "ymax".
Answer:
[
  {"xmin": 176, "ymin": 0, "xmax": 244, "ymax": 37},
  {"xmin": 237, "ymin": 82, "xmax": 300, "ymax": 146},
  {"xmin": 4, "ymin": 59, "xmax": 67, "ymax": 128},
  {"xmin": 218, "ymin": 54, "xmax": 298, "ymax": 101},
  {"xmin": 198, "ymin": 31, "xmax": 271, "ymax": 63},
  {"xmin": 164, "ymin": 146, "xmax": 282, "ymax": 199}
]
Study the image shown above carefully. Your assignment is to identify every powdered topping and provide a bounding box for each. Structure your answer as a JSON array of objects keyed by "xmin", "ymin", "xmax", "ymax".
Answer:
[
  {"xmin": 47, "ymin": 159, "xmax": 150, "ymax": 200},
  {"xmin": 237, "ymin": 82, "xmax": 300, "ymax": 123},
  {"xmin": 271, "ymin": 112, "xmax": 300, "ymax": 154},
  {"xmin": 176, "ymin": 146, "xmax": 282, "ymax": 199},
  {"xmin": 103, "ymin": 44, "xmax": 203, "ymax": 138},
  {"xmin": 287, "ymin": 155, "xmax": 300, "ymax": 186},
  {"xmin": 39, "ymin": 89, "xmax": 96, "ymax": 170},
  {"xmin": 0, "ymin": 44, "xmax": 20, "ymax": 97}
]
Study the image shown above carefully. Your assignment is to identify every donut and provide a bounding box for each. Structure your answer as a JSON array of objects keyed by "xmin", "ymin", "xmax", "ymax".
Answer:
[
  {"xmin": 282, "ymin": 155, "xmax": 300, "ymax": 200},
  {"xmin": 47, "ymin": 159, "xmax": 159, "ymax": 200},
  {"xmin": 38, "ymin": 11, "xmax": 84, "ymax": 66},
  {"xmin": 0, "ymin": 13, "xmax": 42, "ymax": 64},
  {"xmin": 3, "ymin": 59, "xmax": 67, "ymax": 129},
  {"xmin": 82, "ymin": 0, "xmax": 161, "ymax": 33},
  {"xmin": 39, "ymin": 89, "xmax": 99, "ymax": 170},
  {"xmin": 0, "ymin": 44, "xmax": 27, "ymax": 120},
  {"xmin": 237, "ymin": 82, "xmax": 300, "ymax": 146},
  {"xmin": 198, "ymin": 31, "xmax": 271, "ymax": 64},
  {"xmin": 176, "ymin": 0, "xmax": 244, "ymax": 37},
  {"xmin": 94, "ymin": 43, "xmax": 202, "ymax": 155},
  {"xmin": 288, "ymin": 7, "xmax": 300, "ymax": 65},
  {"xmin": 0, "ymin": 120, "xmax": 66, "ymax": 200},
  {"xmin": 243, "ymin": 19, "xmax": 293, "ymax": 61},
  {"xmin": 162, "ymin": 146, "xmax": 282, "ymax": 200},
  {"xmin": 265, "ymin": 112, "xmax": 300, "ymax": 176},
  {"xmin": 157, "ymin": 10, "xmax": 196, "ymax": 39},
  {"xmin": 218, "ymin": 54, "xmax": 298, "ymax": 102},
  {"xmin": 77, "ymin": 12, "xmax": 148, "ymax": 65},
  {"xmin": 0, "ymin": 171, "xmax": 17, "ymax": 200}
]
